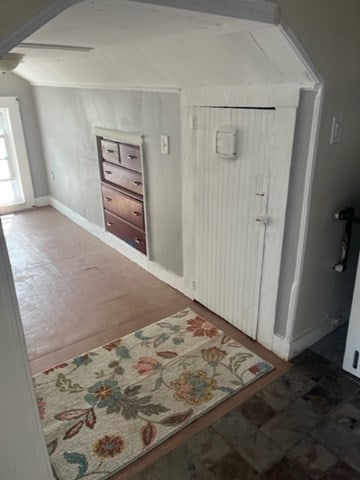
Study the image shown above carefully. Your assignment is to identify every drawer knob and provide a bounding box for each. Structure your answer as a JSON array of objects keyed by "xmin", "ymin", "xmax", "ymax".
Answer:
[
  {"xmin": 104, "ymin": 197, "xmax": 112, "ymax": 202},
  {"xmin": 127, "ymin": 155, "xmax": 137, "ymax": 160},
  {"xmin": 132, "ymin": 181, "xmax": 142, "ymax": 186},
  {"xmin": 132, "ymin": 211, "xmax": 140, "ymax": 217},
  {"xmin": 104, "ymin": 170, "xmax": 112, "ymax": 174},
  {"xmin": 134, "ymin": 237, "xmax": 142, "ymax": 244},
  {"xmin": 106, "ymin": 221, "xmax": 114, "ymax": 227}
]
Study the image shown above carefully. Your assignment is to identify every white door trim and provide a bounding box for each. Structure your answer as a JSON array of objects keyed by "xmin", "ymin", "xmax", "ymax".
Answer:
[
  {"xmin": 283, "ymin": 86, "xmax": 324, "ymax": 344},
  {"xmin": 256, "ymin": 106, "xmax": 298, "ymax": 350}
]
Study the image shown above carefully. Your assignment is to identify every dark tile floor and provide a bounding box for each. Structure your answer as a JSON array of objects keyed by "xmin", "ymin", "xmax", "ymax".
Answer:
[{"xmin": 133, "ymin": 324, "xmax": 360, "ymax": 480}]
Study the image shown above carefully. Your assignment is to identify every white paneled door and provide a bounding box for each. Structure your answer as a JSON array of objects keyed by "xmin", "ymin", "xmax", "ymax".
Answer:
[{"xmin": 194, "ymin": 106, "xmax": 275, "ymax": 339}]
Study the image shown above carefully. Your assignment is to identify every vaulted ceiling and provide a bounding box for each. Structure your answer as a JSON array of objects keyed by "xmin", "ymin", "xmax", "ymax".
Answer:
[{"xmin": 11, "ymin": 0, "xmax": 314, "ymax": 89}]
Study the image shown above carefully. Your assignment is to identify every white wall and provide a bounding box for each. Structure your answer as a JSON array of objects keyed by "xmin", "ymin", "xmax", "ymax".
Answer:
[
  {"xmin": 0, "ymin": 73, "xmax": 49, "ymax": 198},
  {"xmin": 33, "ymin": 86, "xmax": 183, "ymax": 276},
  {"xmin": 278, "ymin": 0, "xmax": 360, "ymax": 339},
  {"xmin": 0, "ymin": 218, "xmax": 53, "ymax": 479}
]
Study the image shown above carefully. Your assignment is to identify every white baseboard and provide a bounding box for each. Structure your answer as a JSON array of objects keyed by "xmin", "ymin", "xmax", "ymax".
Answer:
[
  {"xmin": 104, "ymin": 230, "xmax": 148, "ymax": 270},
  {"xmin": 35, "ymin": 196, "xmax": 50, "ymax": 207},
  {"xmin": 49, "ymin": 197, "xmax": 189, "ymax": 297},
  {"xmin": 272, "ymin": 313, "xmax": 347, "ymax": 361},
  {"xmin": 148, "ymin": 261, "xmax": 192, "ymax": 298},
  {"xmin": 287, "ymin": 321, "xmax": 335, "ymax": 360},
  {"xmin": 271, "ymin": 334, "xmax": 291, "ymax": 360}
]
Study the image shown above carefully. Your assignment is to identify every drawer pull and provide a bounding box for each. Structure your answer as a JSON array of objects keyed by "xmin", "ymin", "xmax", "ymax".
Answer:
[
  {"xmin": 132, "ymin": 181, "xmax": 142, "ymax": 186},
  {"xmin": 127, "ymin": 155, "xmax": 137, "ymax": 160},
  {"xmin": 106, "ymin": 221, "xmax": 114, "ymax": 227},
  {"xmin": 104, "ymin": 170, "xmax": 112, "ymax": 174},
  {"xmin": 134, "ymin": 237, "xmax": 142, "ymax": 244},
  {"xmin": 107, "ymin": 149, "xmax": 115, "ymax": 153},
  {"xmin": 132, "ymin": 211, "xmax": 140, "ymax": 217},
  {"xmin": 104, "ymin": 197, "xmax": 112, "ymax": 202}
]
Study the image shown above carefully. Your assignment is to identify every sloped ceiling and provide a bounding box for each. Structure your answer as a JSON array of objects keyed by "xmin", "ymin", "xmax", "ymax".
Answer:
[{"xmin": 11, "ymin": 0, "xmax": 314, "ymax": 89}]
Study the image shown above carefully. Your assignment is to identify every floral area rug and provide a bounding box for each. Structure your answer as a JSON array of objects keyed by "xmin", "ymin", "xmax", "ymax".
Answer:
[{"xmin": 34, "ymin": 308, "xmax": 273, "ymax": 480}]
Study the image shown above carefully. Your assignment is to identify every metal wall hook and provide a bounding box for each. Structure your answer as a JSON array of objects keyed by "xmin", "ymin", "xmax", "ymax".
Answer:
[
  {"xmin": 334, "ymin": 207, "xmax": 360, "ymax": 223},
  {"xmin": 333, "ymin": 207, "xmax": 357, "ymax": 273}
]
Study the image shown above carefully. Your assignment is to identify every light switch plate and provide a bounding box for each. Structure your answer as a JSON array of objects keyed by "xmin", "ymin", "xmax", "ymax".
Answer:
[{"xmin": 160, "ymin": 135, "xmax": 169, "ymax": 154}]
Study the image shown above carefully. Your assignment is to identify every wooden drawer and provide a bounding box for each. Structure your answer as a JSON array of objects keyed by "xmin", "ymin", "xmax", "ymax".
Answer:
[
  {"xmin": 101, "ymin": 140, "xmax": 120, "ymax": 165},
  {"xmin": 120, "ymin": 143, "xmax": 141, "ymax": 172},
  {"xmin": 102, "ymin": 161, "xmax": 143, "ymax": 196},
  {"xmin": 101, "ymin": 184, "xmax": 144, "ymax": 230},
  {"xmin": 104, "ymin": 210, "xmax": 146, "ymax": 255}
]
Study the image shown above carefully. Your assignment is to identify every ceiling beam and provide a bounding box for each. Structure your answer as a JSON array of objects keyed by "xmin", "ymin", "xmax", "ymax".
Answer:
[{"xmin": 0, "ymin": 0, "xmax": 77, "ymax": 57}]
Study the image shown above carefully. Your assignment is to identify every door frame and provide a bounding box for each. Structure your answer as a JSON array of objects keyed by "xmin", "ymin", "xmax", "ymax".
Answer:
[{"xmin": 181, "ymin": 85, "xmax": 300, "ymax": 352}]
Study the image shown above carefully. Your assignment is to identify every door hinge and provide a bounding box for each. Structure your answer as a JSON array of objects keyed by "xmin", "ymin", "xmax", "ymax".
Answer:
[
  {"xmin": 192, "ymin": 115, "xmax": 198, "ymax": 131},
  {"xmin": 192, "ymin": 280, "xmax": 196, "ymax": 290}
]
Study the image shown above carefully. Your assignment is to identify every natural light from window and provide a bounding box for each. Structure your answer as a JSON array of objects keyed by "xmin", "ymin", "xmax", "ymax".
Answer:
[{"xmin": 0, "ymin": 107, "xmax": 23, "ymax": 206}]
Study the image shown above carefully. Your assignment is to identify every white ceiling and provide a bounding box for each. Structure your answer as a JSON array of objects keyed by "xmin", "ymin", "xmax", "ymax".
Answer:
[{"xmin": 11, "ymin": 0, "xmax": 314, "ymax": 89}]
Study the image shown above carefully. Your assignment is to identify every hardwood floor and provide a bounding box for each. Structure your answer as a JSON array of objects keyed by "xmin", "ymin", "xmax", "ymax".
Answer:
[{"xmin": 3, "ymin": 206, "xmax": 290, "ymax": 479}]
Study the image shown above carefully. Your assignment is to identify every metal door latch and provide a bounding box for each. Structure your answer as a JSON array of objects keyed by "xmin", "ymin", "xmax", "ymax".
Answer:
[{"xmin": 256, "ymin": 215, "xmax": 269, "ymax": 225}]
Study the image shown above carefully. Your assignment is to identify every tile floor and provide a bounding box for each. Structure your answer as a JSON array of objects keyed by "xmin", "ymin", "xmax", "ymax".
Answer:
[
  {"xmin": 133, "ymin": 326, "xmax": 360, "ymax": 480},
  {"xmin": 3, "ymin": 207, "xmax": 360, "ymax": 480}
]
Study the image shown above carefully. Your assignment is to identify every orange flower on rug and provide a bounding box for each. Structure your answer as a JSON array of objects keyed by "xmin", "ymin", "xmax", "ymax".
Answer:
[{"xmin": 33, "ymin": 308, "xmax": 273, "ymax": 480}]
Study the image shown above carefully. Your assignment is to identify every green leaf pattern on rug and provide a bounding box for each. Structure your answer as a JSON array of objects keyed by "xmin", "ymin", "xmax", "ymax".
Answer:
[
  {"xmin": 153, "ymin": 333, "xmax": 170, "ymax": 348},
  {"xmin": 63, "ymin": 452, "xmax": 88, "ymax": 480},
  {"xmin": 134, "ymin": 329, "xmax": 150, "ymax": 341},
  {"xmin": 115, "ymin": 345, "xmax": 130, "ymax": 359},
  {"xmin": 157, "ymin": 321, "xmax": 181, "ymax": 332},
  {"xmin": 229, "ymin": 352, "xmax": 254, "ymax": 374},
  {"xmin": 135, "ymin": 322, "xmax": 184, "ymax": 349},
  {"xmin": 106, "ymin": 385, "xmax": 170, "ymax": 420},
  {"xmin": 56, "ymin": 373, "xmax": 85, "ymax": 393}
]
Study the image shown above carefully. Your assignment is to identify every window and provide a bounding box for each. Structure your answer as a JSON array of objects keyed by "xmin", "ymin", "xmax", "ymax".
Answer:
[{"xmin": 0, "ymin": 98, "xmax": 34, "ymax": 213}]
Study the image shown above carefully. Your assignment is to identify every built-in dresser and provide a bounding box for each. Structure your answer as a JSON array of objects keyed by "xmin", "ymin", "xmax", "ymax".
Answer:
[{"xmin": 95, "ymin": 129, "xmax": 147, "ymax": 255}]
